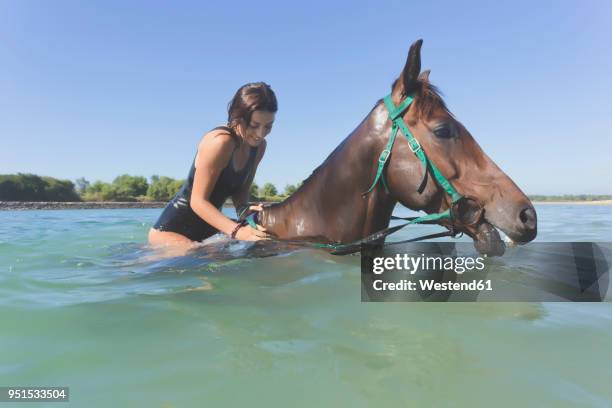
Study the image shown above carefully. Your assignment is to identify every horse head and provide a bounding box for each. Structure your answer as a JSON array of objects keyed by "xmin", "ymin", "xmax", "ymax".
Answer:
[{"xmin": 384, "ymin": 39, "xmax": 537, "ymax": 256}]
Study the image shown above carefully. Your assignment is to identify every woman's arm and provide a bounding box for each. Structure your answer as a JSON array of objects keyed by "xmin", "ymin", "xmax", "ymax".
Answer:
[{"xmin": 190, "ymin": 130, "xmax": 267, "ymax": 240}]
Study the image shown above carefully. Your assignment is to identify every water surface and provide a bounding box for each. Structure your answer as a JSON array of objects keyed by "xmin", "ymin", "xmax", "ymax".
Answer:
[{"xmin": 1, "ymin": 204, "xmax": 611, "ymax": 407}]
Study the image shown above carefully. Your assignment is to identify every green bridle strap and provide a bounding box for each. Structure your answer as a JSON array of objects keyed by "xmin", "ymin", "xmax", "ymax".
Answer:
[
  {"xmin": 364, "ymin": 94, "xmax": 463, "ymax": 206},
  {"xmin": 362, "ymin": 95, "xmax": 413, "ymax": 195},
  {"xmin": 245, "ymin": 213, "xmax": 258, "ymax": 230},
  {"xmin": 363, "ymin": 122, "xmax": 398, "ymax": 195},
  {"xmin": 386, "ymin": 94, "xmax": 414, "ymax": 120}
]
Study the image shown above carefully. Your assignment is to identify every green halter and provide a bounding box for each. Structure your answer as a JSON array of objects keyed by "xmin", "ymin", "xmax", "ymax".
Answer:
[{"xmin": 363, "ymin": 93, "xmax": 463, "ymax": 224}]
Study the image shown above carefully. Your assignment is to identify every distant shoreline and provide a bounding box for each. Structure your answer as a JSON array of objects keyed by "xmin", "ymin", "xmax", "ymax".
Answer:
[
  {"xmin": 0, "ymin": 201, "xmax": 168, "ymax": 211},
  {"xmin": 2, "ymin": 199, "xmax": 612, "ymax": 211},
  {"xmin": 532, "ymin": 200, "xmax": 612, "ymax": 205}
]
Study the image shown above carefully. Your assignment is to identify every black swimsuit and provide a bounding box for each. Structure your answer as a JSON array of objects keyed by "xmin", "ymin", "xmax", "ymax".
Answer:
[{"xmin": 153, "ymin": 126, "xmax": 257, "ymax": 242}]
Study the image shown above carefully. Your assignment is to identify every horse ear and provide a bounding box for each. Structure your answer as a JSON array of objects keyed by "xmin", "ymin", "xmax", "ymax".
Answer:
[
  {"xmin": 418, "ymin": 69, "xmax": 431, "ymax": 83},
  {"xmin": 402, "ymin": 39, "xmax": 423, "ymax": 95}
]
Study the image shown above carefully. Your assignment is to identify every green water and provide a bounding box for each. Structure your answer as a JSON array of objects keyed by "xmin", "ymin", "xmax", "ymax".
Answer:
[{"xmin": 1, "ymin": 205, "xmax": 611, "ymax": 407}]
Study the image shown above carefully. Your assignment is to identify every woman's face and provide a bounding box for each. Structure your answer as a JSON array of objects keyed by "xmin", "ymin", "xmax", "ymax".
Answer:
[{"xmin": 240, "ymin": 110, "xmax": 275, "ymax": 147}]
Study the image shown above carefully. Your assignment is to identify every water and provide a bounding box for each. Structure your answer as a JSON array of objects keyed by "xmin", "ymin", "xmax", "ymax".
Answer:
[{"xmin": 1, "ymin": 205, "xmax": 611, "ymax": 407}]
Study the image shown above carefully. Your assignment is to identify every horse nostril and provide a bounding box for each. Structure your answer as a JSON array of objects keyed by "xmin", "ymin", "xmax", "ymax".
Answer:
[{"xmin": 519, "ymin": 207, "xmax": 536, "ymax": 230}]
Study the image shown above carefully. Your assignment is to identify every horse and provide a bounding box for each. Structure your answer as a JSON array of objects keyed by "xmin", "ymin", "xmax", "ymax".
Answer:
[{"xmin": 257, "ymin": 39, "xmax": 537, "ymax": 257}]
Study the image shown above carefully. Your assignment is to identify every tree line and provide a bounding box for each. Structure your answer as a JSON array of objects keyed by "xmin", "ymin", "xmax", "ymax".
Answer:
[
  {"xmin": 0, "ymin": 173, "xmax": 302, "ymax": 202},
  {"xmin": 3, "ymin": 174, "xmax": 610, "ymax": 203}
]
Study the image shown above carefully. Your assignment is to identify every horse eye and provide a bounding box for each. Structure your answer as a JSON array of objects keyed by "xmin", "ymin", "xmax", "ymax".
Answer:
[{"xmin": 433, "ymin": 125, "xmax": 452, "ymax": 139}]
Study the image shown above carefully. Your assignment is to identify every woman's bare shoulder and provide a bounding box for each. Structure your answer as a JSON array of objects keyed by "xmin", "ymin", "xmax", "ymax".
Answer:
[
  {"xmin": 198, "ymin": 126, "xmax": 238, "ymax": 151},
  {"xmin": 193, "ymin": 126, "xmax": 237, "ymax": 167}
]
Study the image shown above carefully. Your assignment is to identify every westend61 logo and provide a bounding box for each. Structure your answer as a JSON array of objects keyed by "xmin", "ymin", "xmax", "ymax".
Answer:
[{"xmin": 361, "ymin": 242, "xmax": 611, "ymax": 302}]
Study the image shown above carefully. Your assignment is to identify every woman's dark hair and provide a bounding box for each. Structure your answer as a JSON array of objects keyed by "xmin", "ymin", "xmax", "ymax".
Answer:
[{"xmin": 227, "ymin": 82, "xmax": 278, "ymax": 131}]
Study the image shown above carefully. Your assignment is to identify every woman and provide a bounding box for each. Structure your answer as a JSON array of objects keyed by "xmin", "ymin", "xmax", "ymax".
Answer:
[{"xmin": 149, "ymin": 82, "xmax": 276, "ymax": 248}]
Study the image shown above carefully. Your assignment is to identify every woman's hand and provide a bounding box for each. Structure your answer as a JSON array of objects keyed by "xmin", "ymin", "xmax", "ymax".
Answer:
[
  {"xmin": 237, "ymin": 202, "xmax": 264, "ymax": 220},
  {"xmin": 248, "ymin": 203, "xmax": 264, "ymax": 213},
  {"xmin": 234, "ymin": 223, "xmax": 269, "ymax": 241}
]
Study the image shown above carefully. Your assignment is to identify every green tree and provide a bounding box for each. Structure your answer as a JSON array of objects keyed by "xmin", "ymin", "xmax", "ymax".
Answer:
[
  {"xmin": 75, "ymin": 177, "xmax": 90, "ymax": 195},
  {"xmin": 0, "ymin": 173, "xmax": 80, "ymax": 201},
  {"xmin": 112, "ymin": 174, "xmax": 149, "ymax": 201},
  {"xmin": 4, "ymin": 173, "xmax": 46, "ymax": 200},
  {"xmin": 43, "ymin": 177, "xmax": 80, "ymax": 201},
  {"xmin": 250, "ymin": 182, "xmax": 260, "ymax": 199},
  {"xmin": 283, "ymin": 184, "xmax": 298, "ymax": 196},
  {"xmin": 170, "ymin": 179, "xmax": 184, "ymax": 196},
  {"xmin": 147, "ymin": 175, "xmax": 183, "ymax": 201},
  {"xmin": 83, "ymin": 181, "xmax": 115, "ymax": 201},
  {"xmin": 0, "ymin": 175, "xmax": 20, "ymax": 200},
  {"xmin": 260, "ymin": 182, "xmax": 278, "ymax": 197}
]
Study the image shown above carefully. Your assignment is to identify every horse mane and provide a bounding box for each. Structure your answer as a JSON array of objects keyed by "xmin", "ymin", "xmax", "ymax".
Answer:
[
  {"xmin": 415, "ymin": 82, "xmax": 452, "ymax": 119},
  {"xmin": 391, "ymin": 78, "xmax": 452, "ymax": 120}
]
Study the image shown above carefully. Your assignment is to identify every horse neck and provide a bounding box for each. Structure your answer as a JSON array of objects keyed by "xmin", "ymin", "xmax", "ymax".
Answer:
[{"xmin": 260, "ymin": 103, "xmax": 397, "ymax": 243}]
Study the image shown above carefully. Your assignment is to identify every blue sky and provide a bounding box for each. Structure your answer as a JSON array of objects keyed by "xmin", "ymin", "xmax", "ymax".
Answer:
[{"xmin": 1, "ymin": 0, "xmax": 610, "ymax": 194}]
